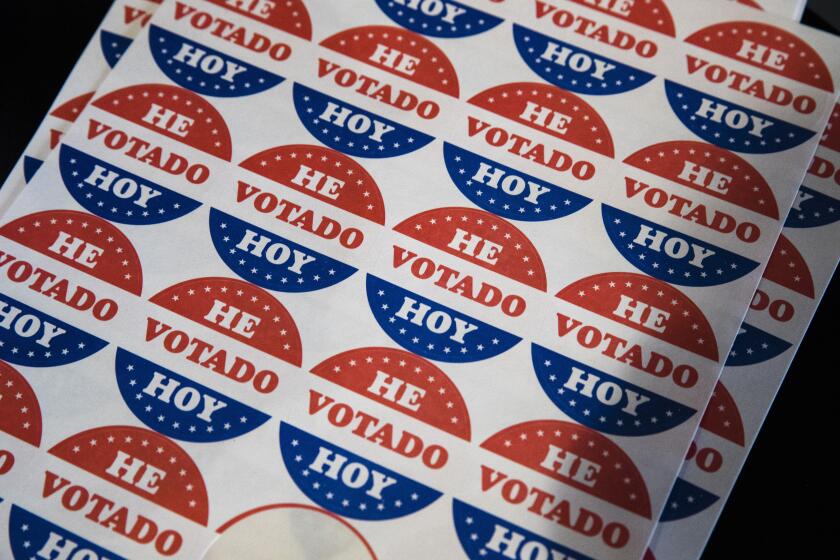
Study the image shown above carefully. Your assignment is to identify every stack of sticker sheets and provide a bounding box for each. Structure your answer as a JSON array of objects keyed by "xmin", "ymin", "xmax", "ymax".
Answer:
[{"xmin": 0, "ymin": 1, "xmax": 836, "ymax": 559}]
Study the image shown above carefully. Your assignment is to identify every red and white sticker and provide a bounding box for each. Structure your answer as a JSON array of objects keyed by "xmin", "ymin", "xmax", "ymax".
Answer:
[
  {"xmin": 0, "ymin": 210, "xmax": 143, "ymax": 295},
  {"xmin": 564, "ymin": 0, "xmax": 676, "ymax": 37},
  {"xmin": 0, "ymin": 360, "xmax": 42, "ymax": 447},
  {"xmin": 48, "ymin": 425, "xmax": 209, "ymax": 524},
  {"xmin": 49, "ymin": 92, "xmax": 95, "ymax": 149},
  {"xmin": 310, "ymin": 346, "xmax": 471, "ymax": 440},
  {"xmin": 762, "ymin": 234, "xmax": 815, "ymax": 298},
  {"xmin": 482, "ymin": 419, "xmax": 652, "ymax": 519},
  {"xmin": 394, "ymin": 206, "xmax": 547, "ymax": 291},
  {"xmin": 698, "ymin": 382, "xmax": 745, "ymax": 447},
  {"xmin": 91, "ymin": 83, "xmax": 233, "ymax": 160},
  {"xmin": 204, "ymin": 0, "xmax": 312, "ymax": 40},
  {"xmin": 149, "ymin": 276, "xmax": 302, "ymax": 366},
  {"xmin": 239, "ymin": 144, "xmax": 386, "ymax": 224},
  {"xmin": 820, "ymin": 104, "xmax": 840, "ymax": 152},
  {"xmin": 320, "ymin": 25, "xmax": 460, "ymax": 97},
  {"xmin": 623, "ymin": 140, "xmax": 778, "ymax": 221},
  {"xmin": 557, "ymin": 272, "xmax": 718, "ymax": 361},
  {"xmin": 685, "ymin": 21, "xmax": 833, "ymax": 92},
  {"xmin": 469, "ymin": 82, "xmax": 615, "ymax": 158}
]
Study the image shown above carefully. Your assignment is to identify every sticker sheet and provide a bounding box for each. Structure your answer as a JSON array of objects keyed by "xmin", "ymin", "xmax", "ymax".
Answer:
[
  {"xmin": 649, "ymin": 128, "xmax": 840, "ymax": 554},
  {"xmin": 0, "ymin": 0, "xmax": 163, "ymax": 216},
  {"xmin": 0, "ymin": 1, "xmax": 837, "ymax": 559},
  {"xmin": 647, "ymin": 2, "xmax": 840, "ymax": 559}
]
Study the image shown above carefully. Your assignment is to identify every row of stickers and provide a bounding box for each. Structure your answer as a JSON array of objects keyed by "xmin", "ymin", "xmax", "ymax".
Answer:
[
  {"xmin": 0, "ymin": 1, "xmax": 835, "ymax": 559},
  {"xmin": 653, "ymin": 1, "xmax": 839, "ymax": 558}
]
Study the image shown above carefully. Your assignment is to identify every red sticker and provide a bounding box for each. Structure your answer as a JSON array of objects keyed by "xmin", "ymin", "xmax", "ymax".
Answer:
[
  {"xmin": 49, "ymin": 425, "xmax": 209, "ymax": 524},
  {"xmin": 239, "ymin": 144, "xmax": 386, "ymax": 224},
  {"xmin": 623, "ymin": 140, "xmax": 778, "ymax": 219},
  {"xmin": 320, "ymin": 25, "xmax": 459, "ymax": 97},
  {"xmin": 567, "ymin": 0, "xmax": 675, "ymax": 37},
  {"xmin": 685, "ymin": 22, "xmax": 833, "ymax": 91},
  {"xmin": 50, "ymin": 92, "xmax": 95, "ymax": 123},
  {"xmin": 0, "ymin": 360, "xmax": 42, "ymax": 447},
  {"xmin": 469, "ymin": 82, "xmax": 615, "ymax": 157},
  {"xmin": 482, "ymin": 419, "xmax": 651, "ymax": 518},
  {"xmin": 699, "ymin": 382, "xmax": 745, "ymax": 446},
  {"xmin": 204, "ymin": 0, "xmax": 312, "ymax": 40},
  {"xmin": 820, "ymin": 104, "xmax": 840, "ymax": 152},
  {"xmin": 763, "ymin": 234, "xmax": 815, "ymax": 298},
  {"xmin": 310, "ymin": 347, "xmax": 471, "ymax": 440},
  {"xmin": 557, "ymin": 272, "xmax": 718, "ymax": 361},
  {"xmin": 394, "ymin": 206, "xmax": 547, "ymax": 290},
  {"xmin": 0, "ymin": 210, "xmax": 143, "ymax": 295},
  {"xmin": 92, "ymin": 84, "xmax": 233, "ymax": 160},
  {"xmin": 149, "ymin": 276, "xmax": 302, "ymax": 366}
]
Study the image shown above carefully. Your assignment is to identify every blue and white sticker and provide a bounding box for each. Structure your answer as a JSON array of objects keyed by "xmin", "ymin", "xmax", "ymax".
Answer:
[
  {"xmin": 726, "ymin": 322, "xmax": 792, "ymax": 366},
  {"xmin": 100, "ymin": 30, "xmax": 132, "ymax": 68},
  {"xmin": 9, "ymin": 505, "xmax": 126, "ymax": 560},
  {"xmin": 149, "ymin": 25, "xmax": 284, "ymax": 97},
  {"xmin": 532, "ymin": 344, "xmax": 696, "ymax": 436},
  {"xmin": 0, "ymin": 291, "xmax": 107, "ymax": 367},
  {"xmin": 280, "ymin": 422, "xmax": 441, "ymax": 520},
  {"xmin": 209, "ymin": 209, "xmax": 357, "ymax": 292},
  {"xmin": 366, "ymin": 274, "xmax": 520, "ymax": 362},
  {"xmin": 601, "ymin": 205, "xmax": 758, "ymax": 286},
  {"xmin": 442, "ymin": 142, "xmax": 590, "ymax": 221},
  {"xmin": 513, "ymin": 25, "xmax": 654, "ymax": 95},
  {"xmin": 115, "ymin": 348, "xmax": 270, "ymax": 443},
  {"xmin": 665, "ymin": 81, "xmax": 814, "ymax": 153},
  {"xmin": 375, "ymin": 0, "xmax": 502, "ymax": 38},
  {"xmin": 293, "ymin": 83, "xmax": 434, "ymax": 158},
  {"xmin": 452, "ymin": 499, "xmax": 593, "ymax": 560},
  {"xmin": 59, "ymin": 144, "xmax": 201, "ymax": 225},
  {"xmin": 785, "ymin": 186, "xmax": 840, "ymax": 228},
  {"xmin": 660, "ymin": 478, "xmax": 719, "ymax": 521},
  {"xmin": 22, "ymin": 156, "xmax": 43, "ymax": 184}
]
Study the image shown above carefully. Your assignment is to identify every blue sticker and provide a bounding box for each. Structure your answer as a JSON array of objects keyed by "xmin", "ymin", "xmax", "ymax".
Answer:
[
  {"xmin": 149, "ymin": 25, "xmax": 284, "ymax": 97},
  {"xmin": 209, "ymin": 209, "xmax": 356, "ymax": 292},
  {"xmin": 9, "ymin": 505, "xmax": 126, "ymax": 560},
  {"xmin": 59, "ymin": 144, "xmax": 201, "ymax": 225},
  {"xmin": 452, "ymin": 500, "xmax": 593, "ymax": 560},
  {"xmin": 280, "ymin": 422, "xmax": 440, "ymax": 520},
  {"xmin": 442, "ymin": 142, "xmax": 590, "ymax": 221},
  {"xmin": 785, "ymin": 186, "xmax": 840, "ymax": 228},
  {"xmin": 513, "ymin": 24, "xmax": 654, "ymax": 95},
  {"xmin": 366, "ymin": 275, "xmax": 520, "ymax": 362},
  {"xmin": 660, "ymin": 478, "xmax": 719, "ymax": 521},
  {"xmin": 23, "ymin": 156, "xmax": 44, "ymax": 184},
  {"xmin": 665, "ymin": 81, "xmax": 814, "ymax": 153},
  {"xmin": 293, "ymin": 83, "xmax": 434, "ymax": 158},
  {"xmin": 100, "ymin": 30, "xmax": 132, "ymax": 68},
  {"xmin": 0, "ymin": 291, "xmax": 107, "ymax": 367},
  {"xmin": 115, "ymin": 348, "xmax": 270, "ymax": 443},
  {"xmin": 601, "ymin": 204, "xmax": 758, "ymax": 286},
  {"xmin": 375, "ymin": 0, "xmax": 502, "ymax": 38},
  {"xmin": 532, "ymin": 344, "xmax": 695, "ymax": 436},
  {"xmin": 726, "ymin": 322, "xmax": 791, "ymax": 366}
]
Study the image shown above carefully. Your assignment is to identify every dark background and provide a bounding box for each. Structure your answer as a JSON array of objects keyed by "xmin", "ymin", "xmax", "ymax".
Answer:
[{"xmin": 0, "ymin": 2, "xmax": 836, "ymax": 558}]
